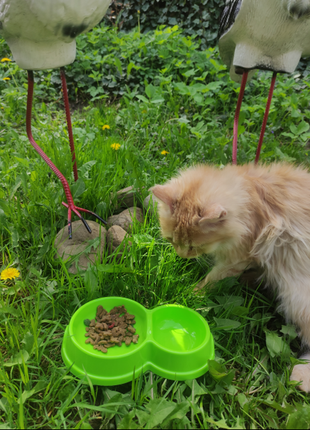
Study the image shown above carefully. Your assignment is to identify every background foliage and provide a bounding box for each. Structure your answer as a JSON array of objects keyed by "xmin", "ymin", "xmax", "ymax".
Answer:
[{"xmin": 103, "ymin": 0, "xmax": 225, "ymax": 49}]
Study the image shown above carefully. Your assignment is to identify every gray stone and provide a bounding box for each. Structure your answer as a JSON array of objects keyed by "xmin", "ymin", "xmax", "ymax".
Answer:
[
  {"xmin": 111, "ymin": 186, "xmax": 141, "ymax": 210},
  {"xmin": 107, "ymin": 225, "xmax": 132, "ymax": 257},
  {"xmin": 143, "ymin": 194, "xmax": 159, "ymax": 216},
  {"xmin": 54, "ymin": 220, "xmax": 106, "ymax": 274},
  {"xmin": 107, "ymin": 207, "xmax": 144, "ymax": 232}
]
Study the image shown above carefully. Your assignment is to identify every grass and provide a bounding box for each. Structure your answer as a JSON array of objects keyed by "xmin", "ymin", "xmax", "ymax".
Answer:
[{"xmin": 1, "ymin": 24, "xmax": 310, "ymax": 429}]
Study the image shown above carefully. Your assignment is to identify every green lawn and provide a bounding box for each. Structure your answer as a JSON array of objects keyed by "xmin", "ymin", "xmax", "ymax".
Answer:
[{"xmin": 1, "ymin": 24, "xmax": 310, "ymax": 429}]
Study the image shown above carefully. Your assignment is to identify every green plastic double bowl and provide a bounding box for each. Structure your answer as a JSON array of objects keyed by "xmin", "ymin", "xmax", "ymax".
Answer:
[{"xmin": 62, "ymin": 297, "xmax": 214, "ymax": 385}]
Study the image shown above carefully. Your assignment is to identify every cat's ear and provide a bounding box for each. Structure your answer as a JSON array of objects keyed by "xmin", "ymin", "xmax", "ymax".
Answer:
[
  {"xmin": 151, "ymin": 185, "xmax": 174, "ymax": 214},
  {"xmin": 199, "ymin": 204, "xmax": 227, "ymax": 229}
]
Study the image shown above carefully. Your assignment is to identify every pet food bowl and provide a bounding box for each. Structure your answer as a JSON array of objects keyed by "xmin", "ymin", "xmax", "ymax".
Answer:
[{"xmin": 61, "ymin": 297, "xmax": 214, "ymax": 385}]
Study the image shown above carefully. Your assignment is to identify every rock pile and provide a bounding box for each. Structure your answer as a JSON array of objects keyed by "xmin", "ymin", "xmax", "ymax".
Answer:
[{"xmin": 54, "ymin": 186, "xmax": 158, "ymax": 272}]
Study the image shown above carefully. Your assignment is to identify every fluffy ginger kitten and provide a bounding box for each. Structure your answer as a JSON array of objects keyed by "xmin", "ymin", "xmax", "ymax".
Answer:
[{"xmin": 152, "ymin": 162, "xmax": 310, "ymax": 392}]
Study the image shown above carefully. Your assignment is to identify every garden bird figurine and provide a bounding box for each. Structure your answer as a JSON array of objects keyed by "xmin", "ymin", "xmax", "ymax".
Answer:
[
  {"xmin": 0, "ymin": 0, "xmax": 111, "ymax": 237},
  {"xmin": 219, "ymin": 0, "xmax": 310, "ymax": 392},
  {"xmin": 219, "ymin": 0, "xmax": 310, "ymax": 82},
  {"xmin": 218, "ymin": 0, "xmax": 310, "ymax": 164}
]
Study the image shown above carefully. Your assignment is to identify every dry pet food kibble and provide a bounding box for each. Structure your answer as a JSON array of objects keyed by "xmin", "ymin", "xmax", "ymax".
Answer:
[{"xmin": 84, "ymin": 305, "xmax": 139, "ymax": 353}]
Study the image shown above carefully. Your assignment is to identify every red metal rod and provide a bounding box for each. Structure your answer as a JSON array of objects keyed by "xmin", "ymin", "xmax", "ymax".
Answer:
[
  {"xmin": 60, "ymin": 67, "xmax": 78, "ymax": 182},
  {"xmin": 232, "ymin": 71, "xmax": 248, "ymax": 165},
  {"xmin": 26, "ymin": 70, "xmax": 91, "ymax": 238},
  {"xmin": 255, "ymin": 72, "xmax": 277, "ymax": 164}
]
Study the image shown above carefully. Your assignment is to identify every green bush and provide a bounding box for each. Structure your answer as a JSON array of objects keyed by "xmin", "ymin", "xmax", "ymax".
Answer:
[
  {"xmin": 0, "ymin": 24, "xmax": 226, "ymax": 103},
  {"xmin": 104, "ymin": 0, "xmax": 225, "ymax": 49}
]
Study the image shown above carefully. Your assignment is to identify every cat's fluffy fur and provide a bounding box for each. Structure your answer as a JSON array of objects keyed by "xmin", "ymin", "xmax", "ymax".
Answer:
[{"xmin": 152, "ymin": 163, "xmax": 310, "ymax": 392}]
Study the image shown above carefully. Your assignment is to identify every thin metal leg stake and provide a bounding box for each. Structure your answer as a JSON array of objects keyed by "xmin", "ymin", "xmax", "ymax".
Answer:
[
  {"xmin": 26, "ymin": 70, "xmax": 106, "ymax": 239},
  {"xmin": 60, "ymin": 67, "xmax": 79, "ymax": 182},
  {"xmin": 232, "ymin": 70, "xmax": 248, "ymax": 165},
  {"xmin": 255, "ymin": 72, "xmax": 277, "ymax": 164}
]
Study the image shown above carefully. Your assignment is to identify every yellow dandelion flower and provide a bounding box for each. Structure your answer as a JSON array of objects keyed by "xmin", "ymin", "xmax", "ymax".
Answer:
[
  {"xmin": 102, "ymin": 125, "xmax": 110, "ymax": 130},
  {"xmin": 1, "ymin": 267, "xmax": 20, "ymax": 280},
  {"xmin": 1, "ymin": 58, "xmax": 12, "ymax": 62},
  {"xmin": 111, "ymin": 143, "xmax": 121, "ymax": 150},
  {"xmin": 2, "ymin": 77, "xmax": 10, "ymax": 81},
  {"xmin": 161, "ymin": 150, "xmax": 169, "ymax": 155}
]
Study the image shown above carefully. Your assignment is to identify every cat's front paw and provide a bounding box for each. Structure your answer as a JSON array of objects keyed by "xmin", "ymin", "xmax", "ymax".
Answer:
[
  {"xmin": 193, "ymin": 279, "xmax": 208, "ymax": 294},
  {"xmin": 193, "ymin": 275, "xmax": 217, "ymax": 294},
  {"xmin": 290, "ymin": 354, "xmax": 310, "ymax": 392}
]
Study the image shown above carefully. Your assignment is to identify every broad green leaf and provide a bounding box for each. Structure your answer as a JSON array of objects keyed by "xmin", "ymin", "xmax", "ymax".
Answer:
[
  {"xmin": 216, "ymin": 295, "xmax": 244, "ymax": 308},
  {"xmin": 208, "ymin": 360, "xmax": 228, "ymax": 380},
  {"xmin": 162, "ymin": 401, "xmax": 190, "ymax": 427},
  {"xmin": 136, "ymin": 95, "xmax": 149, "ymax": 103},
  {"xmin": 78, "ymin": 160, "xmax": 97, "ymax": 177},
  {"xmin": 9, "ymin": 178, "xmax": 22, "ymax": 200},
  {"xmin": 213, "ymin": 318, "xmax": 241, "ymax": 330},
  {"xmin": 237, "ymin": 393, "xmax": 248, "ymax": 408},
  {"xmin": 281, "ymin": 324, "xmax": 298, "ymax": 341},
  {"xmin": 193, "ymin": 94, "xmax": 203, "ymax": 104},
  {"xmin": 127, "ymin": 62, "xmax": 140, "ymax": 77},
  {"xmin": 185, "ymin": 379, "xmax": 207, "ymax": 396},
  {"xmin": 37, "ymin": 241, "xmax": 50, "ymax": 259},
  {"xmin": 151, "ymin": 96, "xmax": 165, "ymax": 104},
  {"xmin": 206, "ymin": 417, "xmax": 239, "ymax": 429},
  {"xmin": 84, "ymin": 268, "xmax": 98, "ymax": 293},
  {"xmin": 231, "ymin": 306, "xmax": 249, "ymax": 317},
  {"xmin": 12, "ymin": 229, "xmax": 19, "ymax": 248},
  {"xmin": 118, "ymin": 410, "xmax": 139, "ymax": 429},
  {"xmin": 0, "ymin": 397, "xmax": 10, "ymax": 414},
  {"xmin": 191, "ymin": 83, "xmax": 208, "ymax": 92},
  {"xmin": 133, "ymin": 234, "xmax": 154, "ymax": 246},
  {"xmin": 263, "ymin": 400, "xmax": 295, "ymax": 414},
  {"xmin": 69, "ymin": 403, "xmax": 125, "ymax": 415},
  {"xmin": 289, "ymin": 123, "xmax": 298, "ymax": 135},
  {"xmin": 21, "ymin": 332, "xmax": 34, "ymax": 353},
  {"xmin": 0, "ymin": 306, "xmax": 20, "ymax": 317},
  {"xmin": 135, "ymin": 410, "xmax": 150, "ymax": 427},
  {"xmin": 114, "ymin": 57, "xmax": 123, "ymax": 74},
  {"xmin": 71, "ymin": 178, "xmax": 86, "ymax": 199},
  {"xmin": 144, "ymin": 399, "xmax": 177, "ymax": 429},
  {"xmin": 206, "ymin": 81, "xmax": 222, "ymax": 91},
  {"xmin": 174, "ymin": 82, "xmax": 189, "ymax": 95},
  {"xmin": 0, "ymin": 423, "xmax": 11, "ymax": 429},
  {"xmin": 4, "ymin": 350, "xmax": 29, "ymax": 367},
  {"xmin": 145, "ymin": 84, "xmax": 156, "ymax": 99},
  {"xmin": 297, "ymin": 120, "xmax": 309, "ymax": 135},
  {"xmin": 182, "ymin": 68, "xmax": 196, "ymax": 77},
  {"xmin": 14, "ymin": 157, "xmax": 29, "ymax": 167},
  {"xmin": 281, "ymin": 132, "xmax": 295, "ymax": 139},
  {"xmin": 17, "ymin": 389, "xmax": 35, "ymax": 405},
  {"xmin": 287, "ymin": 406, "xmax": 310, "ymax": 429},
  {"xmin": 0, "ymin": 200, "xmax": 10, "ymax": 215},
  {"xmin": 265, "ymin": 331, "xmax": 291, "ymax": 358},
  {"xmin": 75, "ymin": 423, "xmax": 92, "ymax": 430},
  {"xmin": 275, "ymin": 147, "xmax": 296, "ymax": 162}
]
